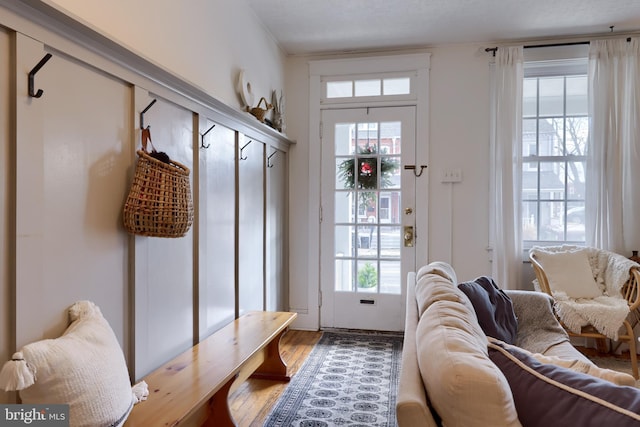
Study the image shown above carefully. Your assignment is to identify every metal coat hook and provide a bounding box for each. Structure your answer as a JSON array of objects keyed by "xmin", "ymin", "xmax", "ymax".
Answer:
[
  {"xmin": 200, "ymin": 124, "xmax": 216, "ymax": 149},
  {"xmin": 240, "ymin": 140, "xmax": 252, "ymax": 160},
  {"xmin": 267, "ymin": 151, "xmax": 278, "ymax": 168},
  {"xmin": 404, "ymin": 164, "xmax": 428, "ymax": 177},
  {"xmin": 28, "ymin": 53, "xmax": 53, "ymax": 98},
  {"xmin": 140, "ymin": 99, "xmax": 157, "ymax": 129}
]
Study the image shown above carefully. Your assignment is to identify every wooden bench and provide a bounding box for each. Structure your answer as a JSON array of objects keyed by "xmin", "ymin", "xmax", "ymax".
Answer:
[{"xmin": 124, "ymin": 310, "xmax": 297, "ymax": 427}]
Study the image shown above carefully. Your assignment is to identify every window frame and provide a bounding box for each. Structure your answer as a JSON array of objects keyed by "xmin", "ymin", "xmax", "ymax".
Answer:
[
  {"xmin": 321, "ymin": 71, "xmax": 417, "ymax": 104},
  {"xmin": 521, "ymin": 49, "xmax": 589, "ymax": 251}
]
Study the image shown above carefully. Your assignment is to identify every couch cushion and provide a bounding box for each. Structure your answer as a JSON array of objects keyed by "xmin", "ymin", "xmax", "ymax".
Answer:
[
  {"xmin": 415, "ymin": 273, "xmax": 474, "ymax": 318},
  {"xmin": 488, "ymin": 339, "xmax": 640, "ymax": 427},
  {"xmin": 416, "ymin": 299, "xmax": 521, "ymax": 427},
  {"xmin": 458, "ymin": 276, "xmax": 518, "ymax": 344},
  {"xmin": 416, "ymin": 261, "xmax": 457, "ymax": 284}
]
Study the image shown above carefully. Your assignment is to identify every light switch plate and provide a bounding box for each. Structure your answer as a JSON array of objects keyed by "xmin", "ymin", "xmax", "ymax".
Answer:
[{"xmin": 441, "ymin": 168, "xmax": 462, "ymax": 183}]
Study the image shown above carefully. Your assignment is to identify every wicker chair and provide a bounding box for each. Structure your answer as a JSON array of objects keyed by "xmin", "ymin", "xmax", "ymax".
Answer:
[{"xmin": 529, "ymin": 246, "xmax": 640, "ymax": 379}]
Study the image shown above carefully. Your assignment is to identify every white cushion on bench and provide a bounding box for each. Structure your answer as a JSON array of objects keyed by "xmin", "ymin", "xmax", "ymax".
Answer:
[{"xmin": 3, "ymin": 301, "xmax": 139, "ymax": 427}]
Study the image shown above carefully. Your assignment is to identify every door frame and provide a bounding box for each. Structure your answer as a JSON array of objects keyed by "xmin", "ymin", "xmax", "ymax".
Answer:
[
  {"xmin": 296, "ymin": 53, "xmax": 431, "ymax": 331},
  {"xmin": 319, "ymin": 106, "xmax": 417, "ymax": 331}
]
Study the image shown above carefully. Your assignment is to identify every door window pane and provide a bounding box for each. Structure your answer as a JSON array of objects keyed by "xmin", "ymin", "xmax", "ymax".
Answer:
[
  {"xmin": 379, "ymin": 191, "xmax": 400, "ymax": 223},
  {"xmin": 357, "ymin": 122, "xmax": 378, "ymax": 152},
  {"xmin": 324, "ymin": 74, "xmax": 414, "ymax": 102},
  {"xmin": 380, "ymin": 226, "xmax": 401, "ymax": 258},
  {"xmin": 335, "ymin": 192, "xmax": 354, "ymax": 223},
  {"xmin": 357, "ymin": 260, "xmax": 378, "ymax": 292},
  {"xmin": 379, "ymin": 260, "xmax": 401, "ymax": 294},
  {"xmin": 335, "ymin": 225, "xmax": 355, "ymax": 257},
  {"xmin": 327, "ymin": 81, "xmax": 352, "ymax": 98},
  {"xmin": 335, "ymin": 259, "xmax": 354, "ymax": 292},
  {"xmin": 383, "ymin": 77, "xmax": 410, "ymax": 95},
  {"xmin": 356, "ymin": 192, "xmax": 377, "ymax": 223},
  {"xmin": 381, "ymin": 157, "xmax": 400, "ymax": 189},
  {"xmin": 379, "ymin": 196, "xmax": 390, "ymax": 222},
  {"xmin": 334, "ymin": 122, "xmax": 356, "ymax": 155},
  {"xmin": 355, "ymin": 79, "xmax": 381, "ymax": 97},
  {"xmin": 380, "ymin": 121, "xmax": 401, "ymax": 154},
  {"xmin": 336, "ymin": 157, "xmax": 354, "ymax": 190},
  {"xmin": 357, "ymin": 157, "xmax": 378, "ymax": 189},
  {"xmin": 357, "ymin": 225, "xmax": 376, "ymax": 256}
]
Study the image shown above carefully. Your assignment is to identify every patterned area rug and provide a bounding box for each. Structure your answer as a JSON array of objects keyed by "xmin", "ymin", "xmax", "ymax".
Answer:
[{"xmin": 264, "ymin": 330, "xmax": 403, "ymax": 426}]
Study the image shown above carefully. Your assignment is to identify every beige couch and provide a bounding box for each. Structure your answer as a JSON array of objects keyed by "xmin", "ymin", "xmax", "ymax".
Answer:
[{"xmin": 396, "ymin": 262, "xmax": 637, "ymax": 427}]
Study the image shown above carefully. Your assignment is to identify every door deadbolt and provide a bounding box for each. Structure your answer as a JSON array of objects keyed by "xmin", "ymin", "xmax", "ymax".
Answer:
[{"xmin": 403, "ymin": 226, "xmax": 414, "ymax": 247}]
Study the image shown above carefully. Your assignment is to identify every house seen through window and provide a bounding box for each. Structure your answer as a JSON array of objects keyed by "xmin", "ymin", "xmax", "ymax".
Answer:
[{"xmin": 522, "ymin": 56, "xmax": 588, "ymax": 248}]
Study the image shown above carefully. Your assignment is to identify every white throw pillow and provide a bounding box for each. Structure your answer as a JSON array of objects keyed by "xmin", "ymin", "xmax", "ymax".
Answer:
[
  {"xmin": 0, "ymin": 301, "xmax": 147, "ymax": 427},
  {"xmin": 535, "ymin": 248, "xmax": 601, "ymax": 298}
]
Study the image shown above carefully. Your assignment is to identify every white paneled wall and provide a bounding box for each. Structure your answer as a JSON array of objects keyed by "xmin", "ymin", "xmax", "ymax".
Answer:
[
  {"xmin": 238, "ymin": 135, "xmax": 266, "ymax": 314},
  {"xmin": 15, "ymin": 33, "xmax": 132, "ymax": 350},
  {"xmin": 0, "ymin": 25, "xmax": 11, "ymax": 405},
  {"xmin": 198, "ymin": 121, "xmax": 236, "ymax": 341},
  {"xmin": 132, "ymin": 95, "xmax": 195, "ymax": 378},
  {"xmin": 0, "ymin": 1, "xmax": 293, "ymax": 400},
  {"xmin": 266, "ymin": 147, "xmax": 287, "ymax": 311}
]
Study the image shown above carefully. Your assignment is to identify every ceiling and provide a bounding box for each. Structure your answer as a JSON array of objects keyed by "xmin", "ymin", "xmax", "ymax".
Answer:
[{"xmin": 245, "ymin": 0, "xmax": 640, "ymax": 56}]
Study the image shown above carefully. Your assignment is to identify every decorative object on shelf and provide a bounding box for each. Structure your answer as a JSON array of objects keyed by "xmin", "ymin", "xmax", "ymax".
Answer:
[
  {"xmin": 236, "ymin": 69, "xmax": 254, "ymax": 108},
  {"xmin": 271, "ymin": 89, "xmax": 285, "ymax": 133},
  {"xmin": 246, "ymin": 96, "xmax": 273, "ymax": 123},
  {"xmin": 337, "ymin": 145, "xmax": 398, "ymax": 190},
  {"xmin": 123, "ymin": 127, "xmax": 193, "ymax": 238}
]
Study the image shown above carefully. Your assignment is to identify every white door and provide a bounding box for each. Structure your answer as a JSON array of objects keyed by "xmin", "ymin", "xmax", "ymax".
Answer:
[{"xmin": 320, "ymin": 106, "xmax": 418, "ymax": 331}]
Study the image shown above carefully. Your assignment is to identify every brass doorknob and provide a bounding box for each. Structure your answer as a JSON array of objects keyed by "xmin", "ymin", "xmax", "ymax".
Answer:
[{"xmin": 403, "ymin": 226, "xmax": 414, "ymax": 247}]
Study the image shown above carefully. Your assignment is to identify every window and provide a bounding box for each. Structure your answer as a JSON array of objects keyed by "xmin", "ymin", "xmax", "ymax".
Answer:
[
  {"xmin": 521, "ymin": 55, "xmax": 588, "ymax": 248},
  {"xmin": 323, "ymin": 73, "xmax": 414, "ymax": 102}
]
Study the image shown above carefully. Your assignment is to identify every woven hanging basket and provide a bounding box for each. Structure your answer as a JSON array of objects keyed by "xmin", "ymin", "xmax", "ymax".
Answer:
[{"xmin": 123, "ymin": 129, "xmax": 193, "ymax": 238}]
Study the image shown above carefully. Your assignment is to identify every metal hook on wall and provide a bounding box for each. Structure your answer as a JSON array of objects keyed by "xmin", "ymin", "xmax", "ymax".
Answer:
[
  {"xmin": 140, "ymin": 98, "xmax": 157, "ymax": 129},
  {"xmin": 200, "ymin": 124, "xmax": 216, "ymax": 149},
  {"xmin": 240, "ymin": 140, "xmax": 252, "ymax": 160},
  {"xmin": 28, "ymin": 53, "xmax": 53, "ymax": 98},
  {"xmin": 404, "ymin": 164, "xmax": 428, "ymax": 177},
  {"xmin": 267, "ymin": 150, "xmax": 278, "ymax": 168}
]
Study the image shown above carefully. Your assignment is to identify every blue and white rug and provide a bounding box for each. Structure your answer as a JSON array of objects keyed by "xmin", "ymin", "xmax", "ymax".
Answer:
[{"xmin": 264, "ymin": 330, "xmax": 403, "ymax": 427}]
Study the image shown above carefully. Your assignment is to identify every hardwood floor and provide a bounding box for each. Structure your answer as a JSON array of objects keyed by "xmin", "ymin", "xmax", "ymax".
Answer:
[{"xmin": 229, "ymin": 329, "xmax": 323, "ymax": 427}]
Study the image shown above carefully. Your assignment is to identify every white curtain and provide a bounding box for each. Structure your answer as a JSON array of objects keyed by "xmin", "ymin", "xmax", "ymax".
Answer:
[
  {"xmin": 489, "ymin": 46, "xmax": 524, "ymax": 289},
  {"xmin": 587, "ymin": 38, "xmax": 640, "ymax": 254}
]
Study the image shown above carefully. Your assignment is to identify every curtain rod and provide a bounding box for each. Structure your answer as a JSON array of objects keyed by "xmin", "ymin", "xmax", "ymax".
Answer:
[{"xmin": 484, "ymin": 37, "xmax": 632, "ymax": 56}]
